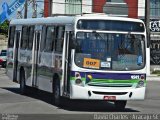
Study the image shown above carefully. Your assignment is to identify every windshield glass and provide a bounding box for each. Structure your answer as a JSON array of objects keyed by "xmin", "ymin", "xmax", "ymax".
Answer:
[{"xmin": 74, "ymin": 32, "xmax": 145, "ymax": 71}]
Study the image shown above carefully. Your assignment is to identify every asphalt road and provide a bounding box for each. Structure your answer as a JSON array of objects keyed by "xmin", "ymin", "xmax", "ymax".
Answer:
[{"xmin": 0, "ymin": 68, "xmax": 160, "ymax": 119}]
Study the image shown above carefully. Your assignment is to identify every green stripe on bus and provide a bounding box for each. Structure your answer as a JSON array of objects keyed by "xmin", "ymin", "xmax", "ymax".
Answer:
[
  {"xmin": 70, "ymin": 77, "xmax": 146, "ymax": 84},
  {"xmin": 90, "ymin": 79, "xmax": 139, "ymax": 83}
]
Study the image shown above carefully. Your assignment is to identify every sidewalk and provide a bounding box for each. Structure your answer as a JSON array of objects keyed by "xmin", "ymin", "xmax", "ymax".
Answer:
[{"xmin": 147, "ymin": 74, "xmax": 160, "ymax": 81}]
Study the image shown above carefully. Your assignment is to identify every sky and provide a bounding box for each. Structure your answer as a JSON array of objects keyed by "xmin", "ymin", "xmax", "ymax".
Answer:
[{"xmin": 0, "ymin": 0, "xmax": 44, "ymax": 21}]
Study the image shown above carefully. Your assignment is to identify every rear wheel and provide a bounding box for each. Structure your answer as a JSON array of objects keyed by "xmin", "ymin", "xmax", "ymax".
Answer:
[
  {"xmin": 114, "ymin": 100, "xmax": 127, "ymax": 110},
  {"xmin": 20, "ymin": 70, "xmax": 27, "ymax": 95},
  {"xmin": 53, "ymin": 77, "xmax": 61, "ymax": 107}
]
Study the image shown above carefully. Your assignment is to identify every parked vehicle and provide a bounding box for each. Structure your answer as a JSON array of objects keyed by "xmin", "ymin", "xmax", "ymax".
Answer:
[{"xmin": 0, "ymin": 50, "xmax": 7, "ymax": 68}]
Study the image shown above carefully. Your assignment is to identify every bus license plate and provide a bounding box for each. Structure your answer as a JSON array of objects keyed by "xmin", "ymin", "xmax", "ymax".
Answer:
[{"xmin": 103, "ymin": 96, "xmax": 116, "ymax": 100}]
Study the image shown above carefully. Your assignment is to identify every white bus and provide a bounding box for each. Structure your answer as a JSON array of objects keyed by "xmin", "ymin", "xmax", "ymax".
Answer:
[{"xmin": 7, "ymin": 14, "xmax": 148, "ymax": 109}]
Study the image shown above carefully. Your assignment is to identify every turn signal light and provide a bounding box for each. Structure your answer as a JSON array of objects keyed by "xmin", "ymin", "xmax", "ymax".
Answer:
[
  {"xmin": 75, "ymin": 79, "xmax": 82, "ymax": 84},
  {"xmin": 136, "ymin": 80, "xmax": 144, "ymax": 88}
]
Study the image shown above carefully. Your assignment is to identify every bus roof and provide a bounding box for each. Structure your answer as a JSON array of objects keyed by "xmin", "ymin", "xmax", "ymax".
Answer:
[
  {"xmin": 10, "ymin": 16, "xmax": 75, "ymax": 26},
  {"xmin": 76, "ymin": 14, "xmax": 144, "ymax": 23},
  {"xmin": 10, "ymin": 14, "xmax": 144, "ymax": 26}
]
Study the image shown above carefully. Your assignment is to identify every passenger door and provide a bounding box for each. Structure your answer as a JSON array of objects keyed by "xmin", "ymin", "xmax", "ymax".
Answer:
[
  {"xmin": 63, "ymin": 25, "xmax": 73, "ymax": 95},
  {"xmin": 37, "ymin": 26, "xmax": 55, "ymax": 92},
  {"xmin": 31, "ymin": 29, "xmax": 41, "ymax": 87},
  {"xmin": 7, "ymin": 26, "xmax": 16, "ymax": 81},
  {"xmin": 13, "ymin": 28, "xmax": 21, "ymax": 82}
]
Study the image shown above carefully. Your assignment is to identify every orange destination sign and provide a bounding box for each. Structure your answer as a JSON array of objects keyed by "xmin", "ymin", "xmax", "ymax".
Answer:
[{"xmin": 83, "ymin": 58, "xmax": 100, "ymax": 69}]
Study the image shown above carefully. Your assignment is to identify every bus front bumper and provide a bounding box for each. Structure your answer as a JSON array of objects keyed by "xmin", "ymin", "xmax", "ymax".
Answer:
[{"xmin": 70, "ymin": 85, "xmax": 145, "ymax": 100}]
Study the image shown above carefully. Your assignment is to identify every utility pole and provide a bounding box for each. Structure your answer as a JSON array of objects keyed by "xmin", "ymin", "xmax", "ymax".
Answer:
[
  {"xmin": 145, "ymin": 0, "xmax": 150, "ymax": 48},
  {"xmin": 32, "ymin": 0, "xmax": 37, "ymax": 18},
  {"xmin": 24, "ymin": 0, "xmax": 28, "ymax": 18},
  {"xmin": 145, "ymin": 0, "xmax": 151, "ymax": 75},
  {"xmin": 17, "ymin": 9, "xmax": 23, "ymax": 19}
]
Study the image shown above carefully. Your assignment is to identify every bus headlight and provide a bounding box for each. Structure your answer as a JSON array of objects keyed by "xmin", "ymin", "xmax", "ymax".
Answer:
[
  {"xmin": 136, "ymin": 80, "xmax": 145, "ymax": 88},
  {"xmin": 75, "ymin": 72, "xmax": 84, "ymax": 86},
  {"xmin": 75, "ymin": 79, "xmax": 82, "ymax": 84},
  {"xmin": 75, "ymin": 78, "xmax": 84, "ymax": 86}
]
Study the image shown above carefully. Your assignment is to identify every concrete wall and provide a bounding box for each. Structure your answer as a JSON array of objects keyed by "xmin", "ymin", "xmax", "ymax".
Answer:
[
  {"xmin": 82, "ymin": 0, "xmax": 92, "ymax": 14},
  {"xmin": 52, "ymin": 0, "xmax": 65, "ymax": 15},
  {"xmin": 93, "ymin": 0, "xmax": 138, "ymax": 18},
  {"xmin": 44, "ymin": 0, "xmax": 51, "ymax": 17},
  {"xmin": 125, "ymin": 0, "xmax": 138, "ymax": 18},
  {"xmin": 92, "ymin": 0, "xmax": 106, "ymax": 13},
  {"xmin": 138, "ymin": 0, "xmax": 145, "ymax": 17},
  {"xmin": 44, "ymin": 0, "xmax": 92, "ymax": 16},
  {"xmin": 44, "ymin": 0, "xmax": 139, "ymax": 18}
]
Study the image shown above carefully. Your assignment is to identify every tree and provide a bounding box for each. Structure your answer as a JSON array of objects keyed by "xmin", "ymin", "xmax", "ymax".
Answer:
[{"xmin": 0, "ymin": 20, "xmax": 9, "ymax": 36}]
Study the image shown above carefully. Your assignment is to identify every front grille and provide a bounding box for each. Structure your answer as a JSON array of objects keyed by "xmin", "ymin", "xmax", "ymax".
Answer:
[
  {"xmin": 87, "ymin": 83, "xmax": 132, "ymax": 87},
  {"xmin": 92, "ymin": 91, "xmax": 128, "ymax": 95}
]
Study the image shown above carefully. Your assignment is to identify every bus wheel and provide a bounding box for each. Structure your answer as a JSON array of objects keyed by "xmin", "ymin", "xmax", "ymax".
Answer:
[
  {"xmin": 20, "ymin": 70, "xmax": 27, "ymax": 95},
  {"xmin": 114, "ymin": 100, "xmax": 127, "ymax": 110},
  {"xmin": 53, "ymin": 78, "xmax": 61, "ymax": 107}
]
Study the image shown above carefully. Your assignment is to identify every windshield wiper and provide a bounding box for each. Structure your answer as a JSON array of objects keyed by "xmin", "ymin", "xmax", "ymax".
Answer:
[{"xmin": 92, "ymin": 31, "xmax": 105, "ymax": 40}]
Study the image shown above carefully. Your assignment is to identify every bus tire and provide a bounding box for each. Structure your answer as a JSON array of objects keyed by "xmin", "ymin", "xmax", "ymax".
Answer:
[
  {"xmin": 20, "ymin": 70, "xmax": 27, "ymax": 95},
  {"xmin": 114, "ymin": 100, "xmax": 127, "ymax": 110},
  {"xmin": 53, "ymin": 77, "xmax": 61, "ymax": 107}
]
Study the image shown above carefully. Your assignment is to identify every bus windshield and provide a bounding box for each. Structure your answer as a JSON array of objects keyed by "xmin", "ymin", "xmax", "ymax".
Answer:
[{"xmin": 74, "ymin": 32, "xmax": 145, "ymax": 71}]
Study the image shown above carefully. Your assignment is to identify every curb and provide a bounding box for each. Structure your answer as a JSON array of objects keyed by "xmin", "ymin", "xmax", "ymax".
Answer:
[{"xmin": 147, "ymin": 76, "xmax": 160, "ymax": 81}]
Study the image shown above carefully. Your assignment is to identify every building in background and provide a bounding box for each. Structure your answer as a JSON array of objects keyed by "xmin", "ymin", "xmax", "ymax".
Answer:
[
  {"xmin": 95, "ymin": 0, "xmax": 138, "ymax": 18},
  {"xmin": 44, "ymin": 0, "xmax": 92, "ymax": 16},
  {"xmin": 44, "ymin": 0, "xmax": 160, "ymax": 71},
  {"xmin": 44, "ymin": 0, "xmax": 138, "ymax": 18},
  {"xmin": 148, "ymin": 0, "xmax": 160, "ymax": 71}
]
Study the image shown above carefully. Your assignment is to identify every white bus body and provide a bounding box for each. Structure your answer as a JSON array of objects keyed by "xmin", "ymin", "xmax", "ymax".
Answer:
[{"xmin": 7, "ymin": 14, "xmax": 147, "ymax": 109}]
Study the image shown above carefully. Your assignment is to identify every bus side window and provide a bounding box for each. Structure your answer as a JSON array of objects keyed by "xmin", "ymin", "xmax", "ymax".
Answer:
[
  {"xmin": 28, "ymin": 26, "xmax": 35, "ymax": 50},
  {"xmin": 36, "ymin": 32, "xmax": 41, "ymax": 51},
  {"xmin": 40, "ymin": 26, "xmax": 46, "ymax": 51},
  {"xmin": 8, "ymin": 26, "xmax": 15, "ymax": 48},
  {"xmin": 55, "ymin": 26, "xmax": 65, "ymax": 53},
  {"xmin": 16, "ymin": 31, "xmax": 20, "ymax": 48},
  {"xmin": 21, "ymin": 26, "xmax": 29, "ymax": 49},
  {"xmin": 44, "ymin": 26, "xmax": 55, "ymax": 52}
]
